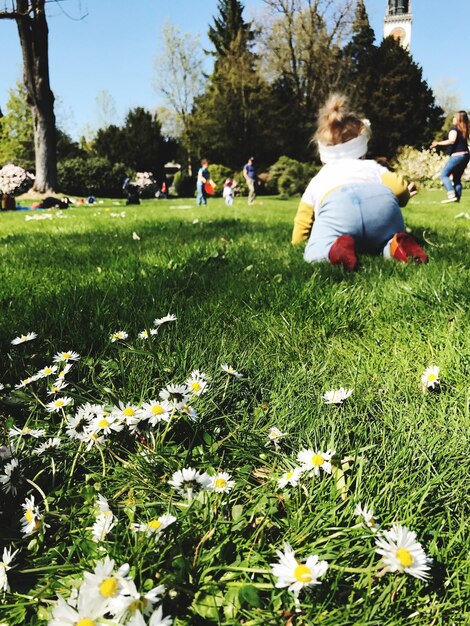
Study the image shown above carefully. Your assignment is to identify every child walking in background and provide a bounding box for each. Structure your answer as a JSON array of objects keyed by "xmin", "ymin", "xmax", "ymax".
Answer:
[
  {"xmin": 223, "ymin": 179, "xmax": 235, "ymax": 206},
  {"xmin": 292, "ymin": 93, "xmax": 427, "ymax": 271}
]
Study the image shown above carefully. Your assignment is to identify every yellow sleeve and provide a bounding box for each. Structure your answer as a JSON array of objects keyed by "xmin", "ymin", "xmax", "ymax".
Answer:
[
  {"xmin": 292, "ymin": 200, "xmax": 315, "ymax": 244},
  {"xmin": 381, "ymin": 171, "xmax": 410, "ymax": 207}
]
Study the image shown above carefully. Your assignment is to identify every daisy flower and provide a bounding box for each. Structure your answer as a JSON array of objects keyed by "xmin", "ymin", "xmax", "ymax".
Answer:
[
  {"xmin": 131, "ymin": 513, "xmax": 177, "ymax": 538},
  {"xmin": 14, "ymin": 375, "xmax": 39, "ymax": 389},
  {"xmin": 148, "ymin": 605, "xmax": 173, "ymax": 626},
  {"xmin": 141, "ymin": 400, "xmax": 172, "ymax": 426},
  {"xmin": 36, "ymin": 365, "xmax": 58, "ymax": 379},
  {"xmin": 0, "ymin": 546, "xmax": 19, "ymax": 593},
  {"xmin": 168, "ymin": 467, "xmax": 212, "ymax": 497},
  {"xmin": 185, "ymin": 371, "xmax": 209, "ymax": 396},
  {"xmin": 153, "ymin": 313, "xmax": 177, "ymax": 326},
  {"xmin": 179, "ymin": 403, "xmax": 199, "ymax": 422},
  {"xmin": 267, "ymin": 426, "xmax": 286, "ymax": 442},
  {"xmin": 76, "ymin": 430, "xmax": 105, "ymax": 450},
  {"xmin": 109, "ymin": 579, "xmax": 165, "ymax": 623},
  {"xmin": 271, "ymin": 544, "xmax": 328, "ymax": 599},
  {"xmin": 354, "ymin": 502, "xmax": 379, "ymax": 531},
  {"xmin": 322, "ymin": 387, "xmax": 353, "ymax": 404},
  {"xmin": 159, "ymin": 384, "xmax": 191, "ymax": 409},
  {"xmin": 209, "ymin": 472, "xmax": 235, "ymax": 493},
  {"xmin": 90, "ymin": 413, "xmax": 124, "ymax": 435},
  {"xmin": 48, "ymin": 591, "xmax": 108, "ymax": 626},
  {"xmin": 46, "ymin": 396, "xmax": 73, "ymax": 413},
  {"xmin": 9, "ymin": 425, "xmax": 45, "ymax": 439},
  {"xmin": 20, "ymin": 495, "xmax": 43, "ymax": 536},
  {"xmin": 11, "ymin": 332, "xmax": 37, "ymax": 345},
  {"xmin": 221, "ymin": 363, "xmax": 243, "ymax": 378},
  {"xmin": 297, "ymin": 448, "xmax": 335, "ymax": 476},
  {"xmin": 56, "ymin": 363, "xmax": 73, "ymax": 379},
  {"xmin": 375, "ymin": 524, "xmax": 431, "ymax": 580},
  {"xmin": 111, "ymin": 402, "xmax": 143, "ymax": 431},
  {"xmin": 0, "ymin": 458, "xmax": 23, "ymax": 495},
  {"xmin": 421, "ymin": 366, "xmax": 440, "ymax": 390},
  {"xmin": 91, "ymin": 495, "xmax": 117, "ymax": 542},
  {"xmin": 110, "ymin": 330, "xmax": 128, "ymax": 342},
  {"xmin": 33, "ymin": 437, "xmax": 61, "ymax": 455},
  {"xmin": 278, "ymin": 467, "xmax": 303, "ymax": 489},
  {"xmin": 52, "ymin": 350, "xmax": 80, "ymax": 363},
  {"xmin": 66, "ymin": 403, "xmax": 102, "ymax": 439},
  {"xmin": 47, "ymin": 378, "xmax": 69, "ymax": 394},
  {"xmin": 138, "ymin": 328, "xmax": 158, "ymax": 340},
  {"xmin": 81, "ymin": 556, "xmax": 130, "ymax": 604}
]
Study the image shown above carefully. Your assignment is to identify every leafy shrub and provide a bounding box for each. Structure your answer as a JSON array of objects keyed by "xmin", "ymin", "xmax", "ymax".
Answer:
[
  {"xmin": 172, "ymin": 171, "xmax": 195, "ymax": 197},
  {"xmin": 268, "ymin": 156, "xmax": 318, "ymax": 197},
  {"xmin": 392, "ymin": 146, "xmax": 470, "ymax": 188},
  {"xmin": 58, "ymin": 156, "xmax": 130, "ymax": 197},
  {"xmin": 207, "ymin": 163, "xmax": 232, "ymax": 196}
]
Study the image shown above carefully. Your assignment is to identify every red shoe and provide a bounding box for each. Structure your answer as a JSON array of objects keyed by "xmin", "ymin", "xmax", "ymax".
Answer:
[
  {"xmin": 328, "ymin": 235, "xmax": 358, "ymax": 271},
  {"xmin": 390, "ymin": 232, "xmax": 428, "ymax": 263}
]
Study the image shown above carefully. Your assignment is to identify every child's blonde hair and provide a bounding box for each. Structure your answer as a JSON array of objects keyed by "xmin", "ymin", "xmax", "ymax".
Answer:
[{"xmin": 314, "ymin": 93, "xmax": 369, "ymax": 146}]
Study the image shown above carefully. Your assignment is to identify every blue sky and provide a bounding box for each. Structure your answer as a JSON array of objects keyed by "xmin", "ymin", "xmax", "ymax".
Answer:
[{"xmin": 0, "ymin": 0, "xmax": 467, "ymax": 140}]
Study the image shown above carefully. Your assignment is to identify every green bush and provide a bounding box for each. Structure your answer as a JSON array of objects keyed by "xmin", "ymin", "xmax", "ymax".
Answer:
[
  {"xmin": 172, "ymin": 171, "xmax": 195, "ymax": 197},
  {"xmin": 58, "ymin": 157, "xmax": 130, "ymax": 197},
  {"xmin": 268, "ymin": 156, "xmax": 319, "ymax": 197},
  {"xmin": 207, "ymin": 163, "xmax": 232, "ymax": 196},
  {"xmin": 392, "ymin": 146, "xmax": 470, "ymax": 189}
]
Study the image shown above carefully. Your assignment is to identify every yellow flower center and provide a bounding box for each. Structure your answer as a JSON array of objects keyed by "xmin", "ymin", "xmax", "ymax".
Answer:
[
  {"xmin": 294, "ymin": 564, "xmax": 313, "ymax": 583},
  {"xmin": 285, "ymin": 471, "xmax": 294, "ymax": 480},
  {"xmin": 123, "ymin": 407, "xmax": 135, "ymax": 417},
  {"xmin": 99, "ymin": 577, "xmax": 118, "ymax": 597},
  {"xmin": 151, "ymin": 405, "xmax": 164, "ymax": 415},
  {"xmin": 311, "ymin": 453, "xmax": 324, "ymax": 467},
  {"xmin": 128, "ymin": 598, "xmax": 147, "ymax": 614},
  {"xmin": 148, "ymin": 519, "xmax": 162, "ymax": 530},
  {"xmin": 191, "ymin": 381, "xmax": 201, "ymax": 391},
  {"xmin": 20, "ymin": 335, "xmax": 27, "ymax": 341},
  {"xmin": 427, "ymin": 374, "xmax": 437, "ymax": 381},
  {"xmin": 55, "ymin": 400, "xmax": 64, "ymax": 407},
  {"xmin": 25, "ymin": 510, "xmax": 35, "ymax": 523},
  {"xmin": 396, "ymin": 548, "xmax": 414, "ymax": 568},
  {"xmin": 59, "ymin": 370, "xmax": 66, "ymax": 378},
  {"xmin": 43, "ymin": 368, "xmax": 53, "ymax": 374},
  {"xmin": 215, "ymin": 478, "xmax": 227, "ymax": 489},
  {"xmin": 75, "ymin": 619, "xmax": 96, "ymax": 626},
  {"xmin": 98, "ymin": 418, "xmax": 110, "ymax": 428},
  {"xmin": 62, "ymin": 353, "xmax": 71, "ymax": 359}
]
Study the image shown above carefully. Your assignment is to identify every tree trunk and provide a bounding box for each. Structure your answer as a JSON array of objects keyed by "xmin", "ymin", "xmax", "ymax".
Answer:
[{"xmin": 15, "ymin": 0, "xmax": 57, "ymax": 192}]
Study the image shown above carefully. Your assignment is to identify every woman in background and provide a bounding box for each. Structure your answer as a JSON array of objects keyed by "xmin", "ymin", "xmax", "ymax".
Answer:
[{"xmin": 431, "ymin": 111, "xmax": 469, "ymax": 203}]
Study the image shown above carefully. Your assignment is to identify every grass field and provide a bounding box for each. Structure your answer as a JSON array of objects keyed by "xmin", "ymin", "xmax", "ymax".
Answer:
[{"xmin": 0, "ymin": 190, "xmax": 469, "ymax": 625}]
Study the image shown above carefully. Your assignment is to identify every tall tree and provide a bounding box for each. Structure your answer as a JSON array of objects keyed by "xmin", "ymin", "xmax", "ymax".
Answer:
[
  {"xmin": 191, "ymin": 0, "xmax": 273, "ymax": 168},
  {"xmin": 362, "ymin": 37, "xmax": 443, "ymax": 157},
  {"xmin": 154, "ymin": 22, "xmax": 204, "ymax": 175},
  {"xmin": 342, "ymin": 0, "xmax": 376, "ymax": 110},
  {"xmin": 208, "ymin": 0, "xmax": 253, "ymax": 63},
  {"xmin": 258, "ymin": 0, "xmax": 356, "ymax": 160},
  {"xmin": 93, "ymin": 107, "xmax": 175, "ymax": 182},
  {"xmin": 0, "ymin": 0, "xmax": 57, "ymax": 192},
  {"xmin": 0, "ymin": 81, "xmax": 35, "ymax": 169}
]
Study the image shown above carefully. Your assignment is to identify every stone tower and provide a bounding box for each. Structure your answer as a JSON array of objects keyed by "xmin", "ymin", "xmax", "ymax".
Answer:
[{"xmin": 384, "ymin": 0, "xmax": 412, "ymax": 49}]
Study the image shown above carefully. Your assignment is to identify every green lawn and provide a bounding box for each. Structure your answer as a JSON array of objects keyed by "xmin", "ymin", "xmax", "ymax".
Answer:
[{"xmin": 0, "ymin": 190, "xmax": 469, "ymax": 625}]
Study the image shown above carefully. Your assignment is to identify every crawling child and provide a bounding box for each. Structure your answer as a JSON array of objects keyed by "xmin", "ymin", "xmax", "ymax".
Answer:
[{"xmin": 292, "ymin": 93, "xmax": 427, "ymax": 271}]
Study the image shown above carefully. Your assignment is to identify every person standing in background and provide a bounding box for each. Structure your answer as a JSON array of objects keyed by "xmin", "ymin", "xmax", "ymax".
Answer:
[
  {"xmin": 431, "ymin": 111, "xmax": 469, "ymax": 203},
  {"xmin": 196, "ymin": 158, "xmax": 215, "ymax": 206},
  {"xmin": 243, "ymin": 157, "xmax": 257, "ymax": 205}
]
